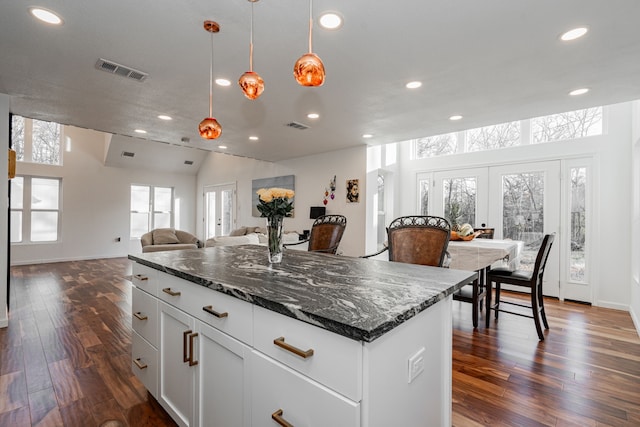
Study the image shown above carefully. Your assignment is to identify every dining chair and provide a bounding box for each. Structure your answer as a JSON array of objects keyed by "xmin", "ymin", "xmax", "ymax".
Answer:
[
  {"xmin": 362, "ymin": 215, "xmax": 452, "ymax": 266},
  {"xmin": 284, "ymin": 214, "xmax": 347, "ymax": 254},
  {"xmin": 485, "ymin": 233, "xmax": 555, "ymax": 340}
]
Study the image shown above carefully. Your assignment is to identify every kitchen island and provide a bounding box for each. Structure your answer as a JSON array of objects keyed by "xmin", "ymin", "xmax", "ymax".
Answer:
[{"xmin": 129, "ymin": 245, "xmax": 476, "ymax": 427}]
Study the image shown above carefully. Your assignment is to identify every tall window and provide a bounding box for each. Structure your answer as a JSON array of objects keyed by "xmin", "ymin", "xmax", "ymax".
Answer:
[
  {"xmin": 10, "ymin": 176, "xmax": 62, "ymax": 243},
  {"xmin": 11, "ymin": 115, "xmax": 62, "ymax": 165},
  {"xmin": 130, "ymin": 185, "xmax": 174, "ymax": 238},
  {"xmin": 570, "ymin": 167, "xmax": 587, "ymax": 282}
]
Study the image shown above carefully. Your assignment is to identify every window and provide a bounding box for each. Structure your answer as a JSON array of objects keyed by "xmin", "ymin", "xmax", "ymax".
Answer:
[
  {"xmin": 10, "ymin": 176, "xmax": 62, "ymax": 243},
  {"xmin": 569, "ymin": 167, "xmax": 587, "ymax": 282},
  {"xmin": 443, "ymin": 177, "xmax": 476, "ymax": 228},
  {"xmin": 414, "ymin": 132, "xmax": 457, "ymax": 159},
  {"xmin": 11, "ymin": 115, "xmax": 62, "ymax": 165},
  {"xmin": 130, "ymin": 185, "xmax": 174, "ymax": 238},
  {"xmin": 466, "ymin": 121, "xmax": 521, "ymax": 152},
  {"xmin": 531, "ymin": 107, "xmax": 602, "ymax": 144},
  {"xmin": 412, "ymin": 107, "xmax": 603, "ymax": 159}
]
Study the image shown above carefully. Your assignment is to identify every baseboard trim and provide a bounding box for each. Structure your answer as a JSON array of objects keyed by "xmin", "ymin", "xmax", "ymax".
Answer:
[
  {"xmin": 630, "ymin": 305, "xmax": 640, "ymax": 338},
  {"xmin": 595, "ymin": 300, "xmax": 629, "ymax": 312}
]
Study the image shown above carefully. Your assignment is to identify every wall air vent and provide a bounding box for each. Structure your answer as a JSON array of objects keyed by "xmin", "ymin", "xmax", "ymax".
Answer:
[
  {"xmin": 121, "ymin": 151, "xmax": 135, "ymax": 158},
  {"xmin": 184, "ymin": 160, "xmax": 194, "ymax": 165},
  {"xmin": 285, "ymin": 121, "xmax": 309, "ymax": 130},
  {"xmin": 95, "ymin": 58, "xmax": 148, "ymax": 82}
]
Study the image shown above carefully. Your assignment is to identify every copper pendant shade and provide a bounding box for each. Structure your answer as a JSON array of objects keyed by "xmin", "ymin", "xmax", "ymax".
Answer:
[
  {"xmin": 199, "ymin": 20, "xmax": 222, "ymax": 140},
  {"xmin": 239, "ymin": 0, "xmax": 264, "ymax": 100},
  {"xmin": 294, "ymin": 0, "xmax": 325, "ymax": 87}
]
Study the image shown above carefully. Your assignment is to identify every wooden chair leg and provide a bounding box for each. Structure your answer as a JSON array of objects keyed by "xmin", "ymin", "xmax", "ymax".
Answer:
[
  {"xmin": 494, "ymin": 282, "xmax": 501, "ymax": 320},
  {"xmin": 538, "ymin": 280, "xmax": 550, "ymax": 330},
  {"xmin": 485, "ymin": 280, "xmax": 492, "ymax": 328},
  {"xmin": 531, "ymin": 285, "xmax": 545, "ymax": 340},
  {"xmin": 471, "ymin": 278, "xmax": 479, "ymax": 328}
]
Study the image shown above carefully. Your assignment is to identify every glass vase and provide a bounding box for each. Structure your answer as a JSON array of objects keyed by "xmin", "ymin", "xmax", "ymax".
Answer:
[{"xmin": 266, "ymin": 215, "xmax": 284, "ymax": 263}]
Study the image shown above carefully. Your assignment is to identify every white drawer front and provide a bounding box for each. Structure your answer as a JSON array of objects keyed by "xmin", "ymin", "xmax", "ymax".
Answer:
[
  {"xmin": 253, "ymin": 306, "xmax": 362, "ymax": 402},
  {"xmin": 158, "ymin": 274, "xmax": 253, "ymax": 345},
  {"xmin": 132, "ymin": 331, "xmax": 158, "ymax": 398},
  {"xmin": 131, "ymin": 263, "xmax": 158, "ymax": 296},
  {"xmin": 132, "ymin": 286, "xmax": 158, "ymax": 347},
  {"xmin": 251, "ymin": 351, "xmax": 360, "ymax": 427}
]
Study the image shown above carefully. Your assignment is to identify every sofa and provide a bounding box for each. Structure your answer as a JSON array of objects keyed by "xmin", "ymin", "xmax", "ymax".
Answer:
[
  {"xmin": 205, "ymin": 226, "xmax": 300, "ymax": 248},
  {"xmin": 141, "ymin": 228, "xmax": 203, "ymax": 253}
]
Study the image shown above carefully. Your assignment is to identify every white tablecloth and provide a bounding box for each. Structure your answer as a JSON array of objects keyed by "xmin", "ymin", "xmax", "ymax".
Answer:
[{"xmin": 448, "ymin": 239, "xmax": 523, "ymax": 271}]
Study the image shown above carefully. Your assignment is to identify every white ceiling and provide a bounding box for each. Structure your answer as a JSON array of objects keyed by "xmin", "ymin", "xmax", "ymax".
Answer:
[{"xmin": 1, "ymin": 1, "xmax": 640, "ymax": 163}]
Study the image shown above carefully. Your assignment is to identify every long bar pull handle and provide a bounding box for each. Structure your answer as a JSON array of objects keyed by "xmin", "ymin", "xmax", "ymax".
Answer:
[
  {"xmin": 273, "ymin": 337, "xmax": 314, "ymax": 359},
  {"xmin": 134, "ymin": 274, "xmax": 148, "ymax": 281},
  {"xmin": 271, "ymin": 409, "xmax": 294, "ymax": 427},
  {"xmin": 162, "ymin": 287, "xmax": 181, "ymax": 296},
  {"xmin": 133, "ymin": 358, "xmax": 148, "ymax": 370},
  {"xmin": 203, "ymin": 305, "xmax": 228, "ymax": 318},
  {"xmin": 183, "ymin": 330, "xmax": 192, "ymax": 363},
  {"xmin": 188, "ymin": 332, "xmax": 199, "ymax": 366},
  {"xmin": 133, "ymin": 312, "xmax": 148, "ymax": 321}
]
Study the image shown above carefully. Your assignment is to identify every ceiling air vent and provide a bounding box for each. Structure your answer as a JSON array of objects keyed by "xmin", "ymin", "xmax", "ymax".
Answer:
[
  {"xmin": 121, "ymin": 151, "xmax": 135, "ymax": 158},
  {"xmin": 285, "ymin": 121, "xmax": 309, "ymax": 130},
  {"xmin": 184, "ymin": 160, "xmax": 194, "ymax": 165},
  {"xmin": 96, "ymin": 58, "xmax": 148, "ymax": 82}
]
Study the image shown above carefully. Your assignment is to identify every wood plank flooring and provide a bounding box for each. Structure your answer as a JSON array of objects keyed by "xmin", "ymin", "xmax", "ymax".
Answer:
[{"xmin": 2, "ymin": 258, "xmax": 639, "ymax": 426}]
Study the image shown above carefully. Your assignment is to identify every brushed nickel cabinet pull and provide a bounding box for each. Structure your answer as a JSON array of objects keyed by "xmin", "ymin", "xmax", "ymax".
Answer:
[
  {"xmin": 162, "ymin": 287, "xmax": 181, "ymax": 296},
  {"xmin": 134, "ymin": 274, "xmax": 148, "ymax": 281},
  {"xmin": 188, "ymin": 332, "xmax": 199, "ymax": 366},
  {"xmin": 273, "ymin": 337, "xmax": 314, "ymax": 359},
  {"xmin": 133, "ymin": 358, "xmax": 148, "ymax": 370},
  {"xmin": 203, "ymin": 305, "xmax": 229, "ymax": 318},
  {"xmin": 133, "ymin": 312, "xmax": 148, "ymax": 321},
  {"xmin": 183, "ymin": 330, "xmax": 192, "ymax": 363},
  {"xmin": 271, "ymin": 409, "xmax": 294, "ymax": 427}
]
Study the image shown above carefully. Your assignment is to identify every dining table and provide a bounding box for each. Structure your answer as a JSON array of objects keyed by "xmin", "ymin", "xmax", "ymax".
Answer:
[{"xmin": 447, "ymin": 238, "xmax": 524, "ymax": 327}]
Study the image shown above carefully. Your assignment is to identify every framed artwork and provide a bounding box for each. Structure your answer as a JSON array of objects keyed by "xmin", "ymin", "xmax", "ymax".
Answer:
[
  {"xmin": 346, "ymin": 179, "xmax": 359, "ymax": 203},
  {"xmin": 252, "ymin": 174, "xmax": 295, "ymax": 217}
]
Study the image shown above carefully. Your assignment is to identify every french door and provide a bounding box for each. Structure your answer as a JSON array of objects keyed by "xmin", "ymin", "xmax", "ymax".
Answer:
[
  {"xmin": 429, "ymin": 161, "xmax": 566, "ymax": 299},
  {"xmin": 204, "ymin": 183, "xmax": 236, "ymax": 240}
]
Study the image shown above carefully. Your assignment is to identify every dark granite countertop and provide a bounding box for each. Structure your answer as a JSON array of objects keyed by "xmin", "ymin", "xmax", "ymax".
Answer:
[{"xmin": 128, "ymin": 245, "xmax": 476, "ymax": 342}]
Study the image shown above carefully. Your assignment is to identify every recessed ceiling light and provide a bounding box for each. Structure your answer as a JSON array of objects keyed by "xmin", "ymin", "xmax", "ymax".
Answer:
[
  {"xmin": 215, "ymin": 78, "xmax": 231, "ymax": 87},
  {"xmin": 406, "ymin": 81, "xmax": 422, "ymax": 89},
  {"xmin": 560, "ymin": 27, "xmax": 588, "ymax": 41},
  {"xmin": 307, "ymin": 113, "xmax": 320, "ymax": 119},
  {"xmin": 218, "ymin": 145, "xmax": 228, "ymax": 149},
  {"xmin": 249, "ymin": 136, "xmax": 259, "ymax": 141},
  {"xmin": 362, "ymin": 134, "xmax": 373, "ymax": 139},
  {"xmin": 449, "ymin": 115, "xmax": 463, "ymax": 121},
  {"xmin": 29, "ymin": 7, "xmax": 63, "ymax": 25},
  {"xmin": 134, "ymin": 129, "xmax": 147, "ymax": 134},
  {"xmin": 569, "ymin": 88, "xmax": 589, "ymax": 96},
  {"xmin": 319, "ymin": 12, "xmax": 343, "ymax": 30},
  {"xmin": 158, "ymin": 115, "xmax": 172, "ymax": 121}
]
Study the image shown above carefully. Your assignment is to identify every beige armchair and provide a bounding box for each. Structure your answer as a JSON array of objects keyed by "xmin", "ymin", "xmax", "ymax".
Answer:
[{"xmin": 140, "ymin": 228, "xmax": 203, "ymax": 253}]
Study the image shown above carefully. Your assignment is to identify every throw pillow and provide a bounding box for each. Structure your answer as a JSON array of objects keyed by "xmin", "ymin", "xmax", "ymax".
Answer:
[
  {"xmin": 153, "ymin": 228, "xmax": 180, "ymax": 245},
  {"xmin": 229, "ymin": 227, "xmax": 247, "ymax": 236}
]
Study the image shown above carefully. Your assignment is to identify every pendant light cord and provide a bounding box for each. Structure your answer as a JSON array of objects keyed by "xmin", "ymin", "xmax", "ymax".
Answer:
[
  {"xmin": 209, "ymin": 31, "xmax": 213, "ymax": 117},
  {"xmin": 250, "ymin": 1, "xmax": 254, "ymax": 72},
  {"xmin": 308, "ymin": 0, "xmax": 313, "ymax": 53}
]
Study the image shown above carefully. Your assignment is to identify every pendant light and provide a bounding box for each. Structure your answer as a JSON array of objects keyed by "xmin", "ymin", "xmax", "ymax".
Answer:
[
  {"xmin": 238, "ymin": 0, "xmax": 264, "ymax": 100},
  {"xmin": 294, "ymin": 0, "xmax": 325, "ymax": 87},
  {"xmin": 198, "ymin": 20, "xmax": 222, "ymax": 140}
]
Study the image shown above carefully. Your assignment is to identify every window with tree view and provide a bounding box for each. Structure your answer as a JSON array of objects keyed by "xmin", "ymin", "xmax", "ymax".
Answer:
[
  {"xmin": 443, "ymin": 177, "xmax": 476, "ymax": 228},
  {"xmin": 11, "ymin": 115, "xmax": 62, "ymax": 165}
]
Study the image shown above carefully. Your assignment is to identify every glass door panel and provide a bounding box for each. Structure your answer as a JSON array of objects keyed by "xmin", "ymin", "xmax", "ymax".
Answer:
[
  {"xmin": 204, "ymin": 183, "xmax": 236, "ymax": 239},
  {"xmin": 433, "ymin": 168, "xmax": 488, "ymax": 229}
]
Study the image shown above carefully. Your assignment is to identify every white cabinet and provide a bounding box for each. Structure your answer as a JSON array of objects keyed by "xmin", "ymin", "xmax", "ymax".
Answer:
[
  {"xmin": 195, "ymin": 321, "xmax": 251, "ymax": 427},
  {"xmin": 159, "ymin": 301, "xmax": 197, "ymax": 427},
  {"xmin": 131, "ymin": 261, "xmax": 454, "ymax": 427},
  {"xmin": 251, "ymin": 351, "xmax": 360, "ymax": 427}
]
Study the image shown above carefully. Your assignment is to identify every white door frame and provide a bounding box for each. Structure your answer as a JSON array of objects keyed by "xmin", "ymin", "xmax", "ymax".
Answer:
[{"xmin": 203, "ymin": 183, "xmax": 237, "ymax": 239}]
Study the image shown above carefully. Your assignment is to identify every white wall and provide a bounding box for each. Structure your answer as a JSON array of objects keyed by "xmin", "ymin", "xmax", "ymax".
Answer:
[
  {"xmin": 197, "ymin": 146, "xmax": 367, "ymax": 257},
  {"xmin": 631, "ymin": 100, "xmax": 640, "ymax": 336},
  {"xmin": 389, "ymin": 102, "xmax": 633, "ymax": 310},
  {"xmin": 1, "ymin": 94, "xmax": 9, "ymax": 327},
  {"xmin": 10, "ymin": 125, "xmax": 198, "ymax": 265}
]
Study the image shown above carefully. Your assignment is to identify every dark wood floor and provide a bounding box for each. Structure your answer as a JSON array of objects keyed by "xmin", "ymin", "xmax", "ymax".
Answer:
[{"xmin": 1, "ymin": 258, "xmax": 639, "ymax": 426}]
